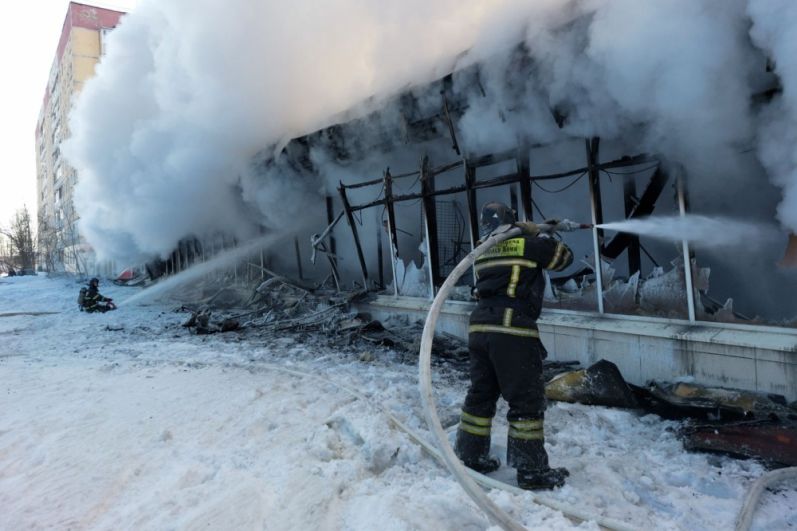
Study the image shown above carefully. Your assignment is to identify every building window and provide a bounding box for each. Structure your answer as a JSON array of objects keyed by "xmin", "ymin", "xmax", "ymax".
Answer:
[
  {"xmin": 52, "ymin": 126, "xmax": 61, "ymax": 148},
  {"xmin": 100, "ymin": 28, "xmax": 112, "ymax": 55}
]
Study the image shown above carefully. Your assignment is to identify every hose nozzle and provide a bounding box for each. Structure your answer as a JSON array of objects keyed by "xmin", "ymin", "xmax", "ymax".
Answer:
[
  {"xmin": 555, "ymin": 219, "xmax": 593, "ymax": 232},
  {"xmin": 537, "ymin": 219, "xmax": 593, "ymax": 233}
]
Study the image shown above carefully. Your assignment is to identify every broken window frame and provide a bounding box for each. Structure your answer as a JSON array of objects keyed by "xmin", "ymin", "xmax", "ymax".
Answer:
[{"xmin": 336, "ymin": 141, "xmax": 667, "ymax": 314}]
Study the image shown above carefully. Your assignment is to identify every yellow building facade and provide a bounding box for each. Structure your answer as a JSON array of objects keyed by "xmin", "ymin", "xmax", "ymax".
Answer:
[{"xmin": 35, "ymin": 2, "xmax": 124, "ymax": 274}]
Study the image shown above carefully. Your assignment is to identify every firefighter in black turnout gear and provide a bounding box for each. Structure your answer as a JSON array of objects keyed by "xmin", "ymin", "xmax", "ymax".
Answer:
[
  {"xmin": 454, "ymin": 202, "xmax": 574, "ymax": 490},
  {"xmin": 79, "ymin": 277, "xmax": 116, "ymax": 313}
]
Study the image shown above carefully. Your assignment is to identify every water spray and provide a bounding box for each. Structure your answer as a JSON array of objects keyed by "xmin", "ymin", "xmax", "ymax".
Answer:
[
  {"xmin": 119, "ymin": 232, "xmax": 290, "ymax": 307},
  {"xmin": 594, "ymin": 215, "xmax": 781, "ymax": 249}
]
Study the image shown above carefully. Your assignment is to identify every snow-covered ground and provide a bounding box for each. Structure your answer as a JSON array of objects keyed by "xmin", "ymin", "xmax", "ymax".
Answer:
[{"xmin": 1, "ymin": 274, "xmax": 794, "ymax": 530}]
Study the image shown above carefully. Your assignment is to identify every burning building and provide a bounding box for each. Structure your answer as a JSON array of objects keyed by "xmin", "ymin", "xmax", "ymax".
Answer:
[{"xmin": 62, "ymin": 1, "xmax": 797, "ymax": 400}]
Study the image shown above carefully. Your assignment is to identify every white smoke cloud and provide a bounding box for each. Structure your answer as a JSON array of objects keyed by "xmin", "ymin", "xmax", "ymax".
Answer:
[
  {"xmin": 457, "ymin": 0, "xmax": 758, "ymax": 177},
  {"xmin": 63, "ymin": 0, "xmax": 508, "ymax": 263},
  {"xmin": 63, "ymin": 0, "xmax": 793, "ymax": 264},
  {"xmin": 748, "ymin": 0, "xmax": 797, "ymax": 232}
]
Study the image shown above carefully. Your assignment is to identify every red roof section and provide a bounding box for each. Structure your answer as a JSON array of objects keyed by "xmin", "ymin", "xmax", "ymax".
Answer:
[{"xmin": 56, "ymin": 2, "xmax": 126, "ymax": 65}]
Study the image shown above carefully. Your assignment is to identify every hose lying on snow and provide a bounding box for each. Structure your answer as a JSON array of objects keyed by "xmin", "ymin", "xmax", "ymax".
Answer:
[
  {"xmin": 735, "ymin": 466, "xmax": 797, "ymax": 531},
  {"xmin": 253, "ymin": 357, "xmax": 634, "ymax": 531}
]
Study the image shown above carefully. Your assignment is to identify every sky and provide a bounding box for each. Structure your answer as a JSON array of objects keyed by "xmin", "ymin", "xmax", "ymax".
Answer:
[{"xmin": 0, "ymin": 0, "xmax": 137, "ymax": 229}]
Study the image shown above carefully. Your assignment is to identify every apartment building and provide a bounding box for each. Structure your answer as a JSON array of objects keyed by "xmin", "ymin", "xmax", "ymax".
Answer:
[{"xmin": 35, "ymin": 2, "xmax": 125, "ymax": 273}]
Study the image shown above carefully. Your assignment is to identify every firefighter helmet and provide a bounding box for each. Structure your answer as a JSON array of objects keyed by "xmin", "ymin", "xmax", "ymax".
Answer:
[
  {"xmin": 89, "ymin": 277, "xmax": 99, "ymax": 287},
  {"xmin": 479, "ymin": 202, "xmax": 516, "ymax": 237}
]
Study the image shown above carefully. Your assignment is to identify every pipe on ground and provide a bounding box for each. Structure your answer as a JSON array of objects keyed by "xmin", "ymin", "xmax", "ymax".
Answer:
[
  {"xmin": 418, "ymin": 226, "xmax": 526, "ymax": 530},
  {"xmin": 735, "ymin": 466, "xmax": 797, "ymax": 531}
]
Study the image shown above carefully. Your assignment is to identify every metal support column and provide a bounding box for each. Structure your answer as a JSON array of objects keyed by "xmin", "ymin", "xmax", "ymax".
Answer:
[
  {"xmin": 325, "ymin": 195, "xmax": 338, "ymax": 268},
  {"xmin": 517, "ymin": 149, "xmax": 533, "ymax": 221},
  {"xmin": 384, "ymin": 169, "xmax": 400, "ymax": 296},
  {"xmin": 232, "ymin": 238, "xmax": 238, "ymax": 284},
  {"xmin": 294, "ymin": 237, "xmax": 303, "ymax": 280},
  {"xmin": 586, "ymin": 137, "xmax": 605, "ymax": 313},
  {"xmin": 677, "ymin": 171, "xmax": 696, "ymax": 322},
  {"xmin": 420, "ymin": 155, "xmax": 440, "ymax": 298},
  {"xmin": 338, "ymin": 183, "xmax": 369, "ymax": 290},
  {"xmin": 375, "ymin": 209, "xmax": 383, "ymax": 289},
  {"xmin": 464, "ymin": 161, "xmax": 479, "ymax": 246}
]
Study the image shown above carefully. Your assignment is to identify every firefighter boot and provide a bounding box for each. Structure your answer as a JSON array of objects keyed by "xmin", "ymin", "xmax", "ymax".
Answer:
[
  {"xmin": 507, "ymin": 419, "xmax": 569, "ymax": 490},
  {"xmin": 454, "ymin": 412, "xmax": 500, "ymax": 474},
  {"xmin": 516, "ymin": 465, "xmax": 569, "ymax": 490}
]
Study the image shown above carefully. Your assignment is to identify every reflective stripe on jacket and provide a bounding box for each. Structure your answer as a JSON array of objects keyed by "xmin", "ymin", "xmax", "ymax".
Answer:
[{"xmin": 469, "ymin": 231, "xmax": 573, "ymax": 335}]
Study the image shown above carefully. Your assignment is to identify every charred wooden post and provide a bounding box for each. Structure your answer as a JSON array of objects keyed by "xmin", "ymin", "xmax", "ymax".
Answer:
[
  {"xmin": 586, "ymin": 137, "xmax": 605, "ymax": 313},
  {"xmin": 623, "ymin": 177, "xmax": 642, "ymax": 276},
  {"xmin": 440, "ymin": 75, "xmax": 461, "ymax": 156},
  {"xmin": 232, "ymin": 237, "xmax": 238, "ymax": 284},
  {"xmin": 421, "ymin": 155, "xmax": 440, "ymax": 297},
  {"xmin": 517, "ymin": 149, "xmax": 533, "ymax": 221},
  {"xmin": 294, "ymin": 237, "xmax": 303, "ymax": 280},
  {"xmin": 375, "ymin": 209, "xmax": 383, "ymax": 289},
  {"xmin": 464, "ymin": 161, "xmax": 479, "ymax": 247},
  {"xmin": 325, "ymin": 195, "xmax": 337, "ymax": 267},
  {"xmin": 338, "ymin": 182, "xmax": 369, "ymax": 290},
  {"xmin": 384, "ymin": 169, "xmax": 400, "ymax": 296}
]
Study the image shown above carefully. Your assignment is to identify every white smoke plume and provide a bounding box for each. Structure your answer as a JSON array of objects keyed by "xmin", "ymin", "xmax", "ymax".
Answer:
[
  {"xmin": 63, "ymin": 0, "xmax": 503, "ymax": 263},
  {"xmin": 62, "ymin": 0, "xmax": 792, "ymax": 264},
  {"xmin": 748, "ymin": 0, "xmax": 797, "ymax": 232}
]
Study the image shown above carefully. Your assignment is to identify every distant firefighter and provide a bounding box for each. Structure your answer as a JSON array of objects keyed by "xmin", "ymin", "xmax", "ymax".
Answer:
[
  {"xmin": 78, "ymin": 278, "xmax": 117, "ymax": 313},
  {"xmin": 454, "ymin": 201, "xmax": 573, "ymax": 490}
]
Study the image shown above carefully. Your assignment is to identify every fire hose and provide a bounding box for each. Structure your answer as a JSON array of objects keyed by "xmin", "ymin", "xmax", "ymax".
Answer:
[
  {"xmin": 253, "ymin": 354, "xmax": 634, "ymax": 530},
  {"xmin": 735, "ymin": 466, "xmax": 797, "ymax": 531},
  {"xmin": 227, "ymin": 353, "xmax": 777, "ymax": 531}
]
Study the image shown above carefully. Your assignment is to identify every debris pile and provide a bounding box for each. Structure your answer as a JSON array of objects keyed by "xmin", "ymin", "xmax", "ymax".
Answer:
[
  {"xmin": 547, "ymin": 359, "xmax": 797, "ymax": 467},
  {"xmin": 175, "ymin": 274, "xmax": 473, "ymax": 361},
  {"xmin": 181, "ymin": 310, "xmax": 240, "ymax": 334},
  {"xmin": 545, "ymin": 359, "xmax": 638, "ymax": 408},
  {"xmin": 637, "ymin": 380, "xmax": 797, "ymax": 466}
]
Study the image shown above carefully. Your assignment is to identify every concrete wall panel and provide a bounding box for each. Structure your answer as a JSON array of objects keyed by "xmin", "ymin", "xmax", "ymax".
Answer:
[{"xmin": 356, "ymin": 296, "xmax": 797, "ymax": 400}]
